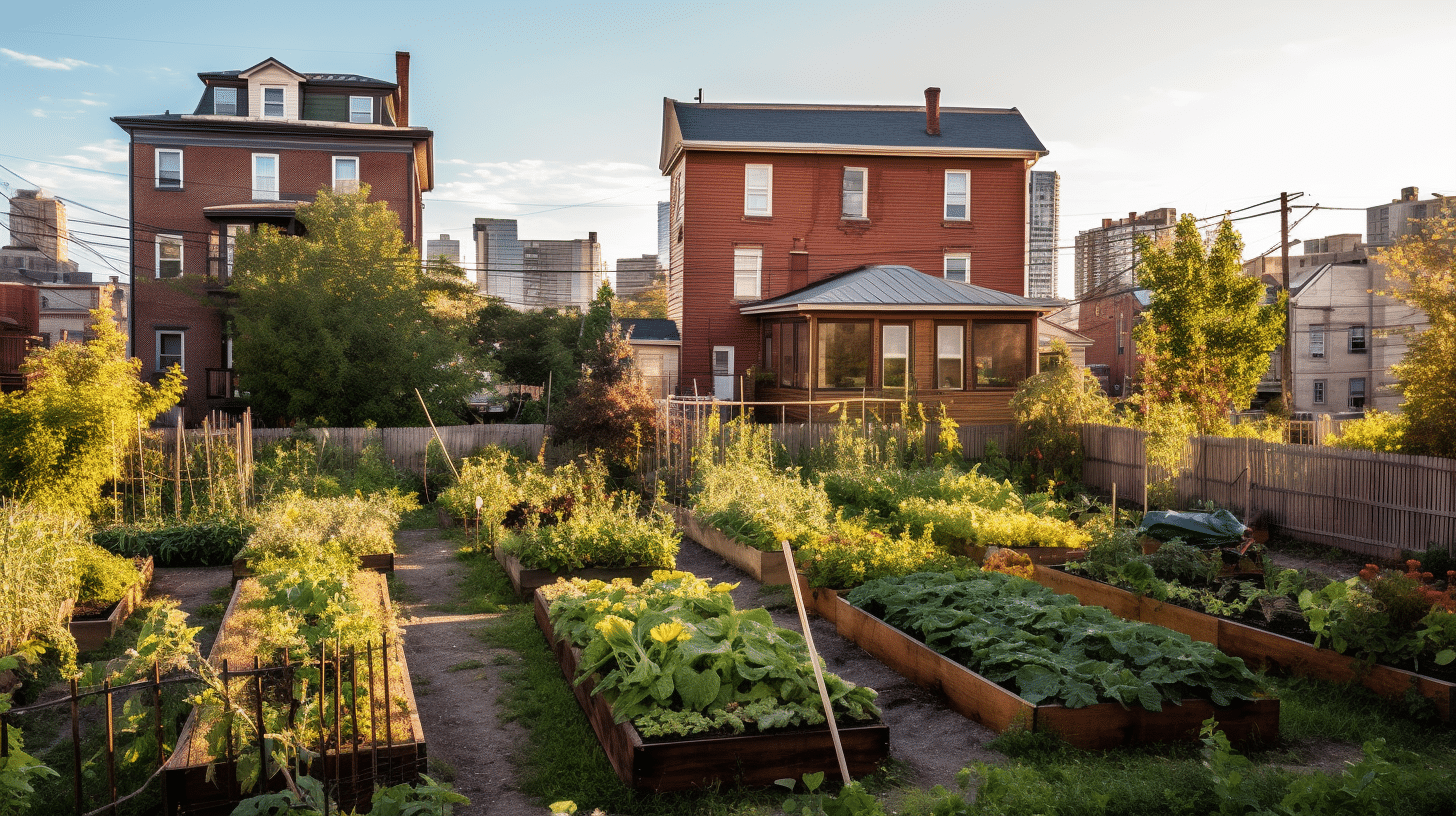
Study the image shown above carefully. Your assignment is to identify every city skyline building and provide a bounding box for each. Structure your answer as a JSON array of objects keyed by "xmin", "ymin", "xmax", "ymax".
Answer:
[
  {"xmin": 1073, "ymin": 207, "xmax": 1180, "ymax": 299},
  {"xmin": 1027, "ymin": 170, "xmax": 1058, "ymax": 299},
  {"xmin": 472, "ymin": 217, "xmax": 606, "ymax": 311}
]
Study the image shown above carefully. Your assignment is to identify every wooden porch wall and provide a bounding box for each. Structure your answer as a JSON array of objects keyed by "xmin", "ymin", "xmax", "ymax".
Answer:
[{"xmin": 246, "ymin": 424, "xmax": 550, "ymax": 474}]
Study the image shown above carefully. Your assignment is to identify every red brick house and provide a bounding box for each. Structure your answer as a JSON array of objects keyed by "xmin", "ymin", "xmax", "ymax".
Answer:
[
  {"xmin": 114, "ymin": 53, "xmax": 433, "ymax": 425},
  {"xmin": 659, "ymin": 90, "xmax": 1053, "ymax": 424},
  {"xmin": 1078, "ymin": 289, "xmax": 1147, "ymax": 398}
]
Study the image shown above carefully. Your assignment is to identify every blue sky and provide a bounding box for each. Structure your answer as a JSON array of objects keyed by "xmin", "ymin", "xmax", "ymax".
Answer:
[{"xmin": 4, "ymin": 0, "xmax": 1455, "ymax": 297}]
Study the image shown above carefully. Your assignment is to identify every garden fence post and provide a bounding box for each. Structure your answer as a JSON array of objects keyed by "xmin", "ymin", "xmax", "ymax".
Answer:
[
  {"xmin": 779, "ymin": 541, "xmax": 851, "ymax": 785},
  {"xmin": 104, "ymin": 679, "xmax": 116, "ymax": 810},
  {"xmin": 71, "ymin": 677, "xmax": 81, "ymax": 816}
]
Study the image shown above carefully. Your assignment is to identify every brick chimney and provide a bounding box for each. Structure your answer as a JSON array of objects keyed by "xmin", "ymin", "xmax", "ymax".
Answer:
[
  {"xmin": 924, "ymin": 87, "xmax": 941, "ymax": 136},
  {"xmin": 394, "ymin": 51, "xmax": 410, "ymax": 127}
]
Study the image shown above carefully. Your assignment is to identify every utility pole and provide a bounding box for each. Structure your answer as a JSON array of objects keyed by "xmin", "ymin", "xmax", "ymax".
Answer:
[{"xmin": 1279, "ymin": 192, "xmax": 1292, "ymax": 410}]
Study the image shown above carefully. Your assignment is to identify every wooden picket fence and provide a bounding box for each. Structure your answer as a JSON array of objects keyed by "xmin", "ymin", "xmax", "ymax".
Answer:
[{"xmin": 1078, "ymin": 423, "xmax": 1456, "ymax": 560}]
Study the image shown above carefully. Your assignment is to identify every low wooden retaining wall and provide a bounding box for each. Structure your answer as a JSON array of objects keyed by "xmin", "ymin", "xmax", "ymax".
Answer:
[
  {"xmin": 671, "ymin": 508, "xmax": 792, "ymax": 584},
  {"xmin": 231, "ymin": 553, "xmax": 394, "ymax": 581},
  {"xmin": 162, "ymin": 572, "xmax": 426, "ymax": 814},
  {"xmin": 1031, "ymin": 567, "xmax": 1456, "ymax": 720},
  {"xmin": 69, "ymin": 557, "xmax": 154, "ymax": 653},
  {"xmin": 493, "ymin": 546, "xmax": 662, "ymax": 598},
  {"xmin": 533, "ymin": 592, "xmax": 889, "ymax": 790},
  {"xmin": 806, "ymin": 584, "xmax": 1279, "ymax": 750}
]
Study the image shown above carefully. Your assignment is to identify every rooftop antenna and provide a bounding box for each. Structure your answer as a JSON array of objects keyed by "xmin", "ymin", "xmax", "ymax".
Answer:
[{"xmin": 694, "ymin": 88, "xmax": 703, "ymax": 103}]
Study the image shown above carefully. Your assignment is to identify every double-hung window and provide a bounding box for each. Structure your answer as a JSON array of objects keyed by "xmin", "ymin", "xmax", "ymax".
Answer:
[
  {"xmin": 1313, "ymin": 379, "xmax": 1326, "ymax": 405},
  {"xmin": 944, "ymin": 170, "xmax": 970, "ymax": 220},
  {"xmin": 881, "ymin": 325, "xmax": 909, "ymax": 389},
  {"xmin": 733, "ymin": 247, "xmax": 762, "ymax": 300},
  {"xmin": 333, "ymin": 156, "xmax": 359, "ymax": 194},
  {"xmin": 213, "ymin": 87, "xmax": 238, "ymax": 115},
  {"xmin": 155, "ymin": 149, "xmax": 182, "ymax": 190},
  {"xmin": 156, "ymin": 234, "xmax": 183, "ymax": 278},
  {"xmin": 252, "ymin": 154, "xmax": 279, "ymax": 200},
  {"xmin": 842, "ymin": 167, "xmax": 867, "ymax": 218},
  {"xmin": 937, "ymin": 324, "xmax": 964, "ymax": 389},
  {"xmin": 262, "ymin": 86, "xmax": 285, "ymax": 118},
  {"xmin": 944, "ymin": 253, "xmax": 971, "ymax": 284},
  {"xmin": 156, "ymin": 331, "xmax": 184, "ymax": 373},
  {"xmin": 744, "ymin": 164, "xmax": 772, "ymax": 216},
  {"xmin": 349, "ymin": 96, "xmax": 373, "ymax": 124},
  {"xmin": 1348, "ymin": 325, "xmax": 1367, "ymax": 353},
  {"xmin": 1309, "ymin": 325, "xmax": 1325, "ymax": 358},
  {"xmin": 1348, "ymin": 377, "xmax": 1366, "ymax": 409}
]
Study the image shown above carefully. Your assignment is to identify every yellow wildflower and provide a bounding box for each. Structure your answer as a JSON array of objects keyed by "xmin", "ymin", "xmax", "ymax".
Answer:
[
  {"xmin": 594, "ymin": 615, "xmax": 633, "ymax": 639},
  {"xmin": 649, "ymin": 620, "xmax": 690, "ymax": 644}
]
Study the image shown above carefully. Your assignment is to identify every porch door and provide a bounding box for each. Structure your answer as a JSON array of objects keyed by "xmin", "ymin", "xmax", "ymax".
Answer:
[{"xmin": 712, "ymin": 346, "xmax": 734, "ymax": 400}]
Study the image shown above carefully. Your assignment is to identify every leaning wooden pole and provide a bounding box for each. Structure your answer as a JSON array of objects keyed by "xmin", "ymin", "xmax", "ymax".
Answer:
[
  {"xmin": 780, "ymin": 541, "xmax": 851, "ymax": 785},
  {"xmin": 414, "ymin": 388, "xmax": 460, "ymax": 480}
]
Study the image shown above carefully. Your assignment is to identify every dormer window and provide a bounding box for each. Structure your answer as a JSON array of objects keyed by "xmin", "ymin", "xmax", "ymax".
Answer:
[
  {"xmin": 214, "ymin": 87, "xmax": 238, "ymax": 116},
  {"xmin": 349, "ymin": 96, "xmax": 372, "ymax": 124},
  {"xmin": 262, "ymin": 86, "xmax": 285, "ymax": 118}
]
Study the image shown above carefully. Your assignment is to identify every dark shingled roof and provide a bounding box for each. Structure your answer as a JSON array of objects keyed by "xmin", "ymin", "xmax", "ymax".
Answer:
[
  {"xmin": 741, "ymin": 265, "xmax": 1056, "ymax": 315},
  {"xmin": 670, "ymin": 101, "xmax": 1046, "ymax": 154},
  {"xmin": 621, "ymin": 318, "xmax": 680, "ymax": 342}
]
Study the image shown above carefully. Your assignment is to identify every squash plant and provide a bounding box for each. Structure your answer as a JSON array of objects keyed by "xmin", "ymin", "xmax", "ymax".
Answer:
[{"xmin": 542, "ymin": 572, "xmax": 879, "ymax": 738}]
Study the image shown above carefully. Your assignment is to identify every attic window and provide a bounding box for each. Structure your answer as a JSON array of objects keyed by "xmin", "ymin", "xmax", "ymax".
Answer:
[
  {"xmin": 349, "ymin": 96, "xmax": 372, "ymax": 124},
  {"xmin": 262, "ymin": 86, "xmax": 285, "ymax": 118},
  {"xmin": 214, "ymin": 87, "xmax": 238, "ymax": 116}
]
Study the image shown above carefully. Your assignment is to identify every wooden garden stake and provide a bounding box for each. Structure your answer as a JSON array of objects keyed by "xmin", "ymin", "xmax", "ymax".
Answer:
[{"xmin": 780, "ymin": 541, "xmax": 851, "ymax": 785}]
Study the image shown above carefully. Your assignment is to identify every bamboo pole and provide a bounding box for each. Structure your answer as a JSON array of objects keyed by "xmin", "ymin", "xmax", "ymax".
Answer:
[
  {"xmin": 414, "ymin": 388, "xmax": 460, "ymax": 480},
  {"xmin": 780, "ymin": 541, "xmax": 851, "ymax": 785}
]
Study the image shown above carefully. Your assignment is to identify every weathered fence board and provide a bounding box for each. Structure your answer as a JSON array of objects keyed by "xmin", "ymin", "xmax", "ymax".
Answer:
[{"xmin": 246, "ymin": 424, "xmax": 550, "ymax": 474}]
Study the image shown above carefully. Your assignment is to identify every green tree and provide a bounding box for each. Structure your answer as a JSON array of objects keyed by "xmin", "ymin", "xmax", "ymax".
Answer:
[
  {"xmin": 1133, "ymin": 215, "xmax": 1284, "ymax": 433},
  {"xmin": 229, "ymin": 187, "xmax": 479, "ymax": 427},
  {"xmin": 554, "ymin": 320, "xmax": 659, "ymax": 467},
  {"xmin": 474, "ymin": 299, "xmax": 581, "ymax": 394},
  {"xmin": 0, "ymin": 296, "xmax": 184, "ymax": 516},
  {"xmin": 1377, "ymin": 203, "xmax": 1456, "ymax": 456},
  {"xmin": 616, "ymin": 275, "xmax": 668, "ymax": 319},
  {"xmin": 1009, "ymin": 340, "xmax": 1115, "ymax": 487}
]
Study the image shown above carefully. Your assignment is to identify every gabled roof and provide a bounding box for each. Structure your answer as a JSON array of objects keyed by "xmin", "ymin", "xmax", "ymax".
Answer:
[
  {"xmin": 740, "ymin": 265, "xmax": 1056, "ymax": 316},
  {"xmin": 199, "ymin": 58, "xmax": 395, "ymax": 89},
  {"xmin": 621, "ymin": 318, "xmax": 680, "ymax": 342},
  {"xmin": 661, "ymin": 98, "xmax": 1046, "ymax": 173}
]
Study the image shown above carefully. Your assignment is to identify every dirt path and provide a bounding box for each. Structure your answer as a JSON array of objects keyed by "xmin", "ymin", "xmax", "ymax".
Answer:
[{"xmin": 392, "ymin": 529, "xmax": 537, "ymax": 816}]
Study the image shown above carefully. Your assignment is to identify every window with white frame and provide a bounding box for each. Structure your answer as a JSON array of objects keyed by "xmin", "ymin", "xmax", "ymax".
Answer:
[
  {"xmin": 262, "ymin": 86, "xmax": 285, "ymax": 118},
  {"xmin": 882, "ymin": 324, "xmax": 909, "ymax": 388},
  {"xmin": 332, "ymin": 156, "xmax": 359, "ymax": 194},
  {"xmin": 1348, "ymin": 377, "xmax": 1366, "ymax": 409},
  {"xmin": 252, "ymin": 154, "xmax": 279, "ymax": 200},
  {"xmin": 349, "ymin": 96, "xmax": 373, "ymax": 124},
  {"xmin": 213, "ymin": 87, "xmax": 238, "ymax": 116},
  {"xmin": 744, "ymin": 164, "xmax": 772, "ymax": 216},
  {"xmin": 733, "ymin": 247, "xmax": 762, "ymax": 299},
  {"xmin": 944, "ymin": 253, "xmax": 970, "ymax": 283},
  {"xmin": 155, "ymin": 149, "xmax": 182, "ymax": 190},
  {"xmin": 1313, "ymin": 379, "xmax": 1326, "ymax": 404},
  {"xmin": 1348, "ymin": 325, "xmax": 1367, "ymax": 353},
  {"xmin": 944, "ymin": 170, "xmax": 969, "ymax": 220},
  {"xmin": 937, "ymin": 324, "xmax": 964, "ymax": 389},
  {"xmin": 1310, "ymin": 325, "xmax": 1325, "ymax": 358},
  {"xmin": 156, "ymin": 234, "xmax": 183, "ymax": 278},
  {"xmin": 842, "ymin": 167, "xmax": 867, "ymax": 218},
  {"xmin": 224, "ymin": 224, "xmax": 250, "ymax": 274},
  {"xmin": 156, "ymin": 331, "xmax": 184, "ymax": 373}
]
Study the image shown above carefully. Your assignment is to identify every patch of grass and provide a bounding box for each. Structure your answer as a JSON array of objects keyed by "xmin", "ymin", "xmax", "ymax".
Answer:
[
  {"xmin": 209, "ymin": 585, "xmax": 233, "ymax": 602},
  {"xmin": 399, "ymin": 503, "xmax": 440, "ymax": 531},
  {"xmin": 387, "ymin": 573, "xmax": 420, "ymax": 605},
  {"xmin": 444, "ymin": 546, "xmax": 515, "ymax": 615},
  {"xmin": 427, "ymin": 756, "xmax": 458, "ymax": 783},
  {"xmin": 447, "ymin": 659, "xmax": 486, "ymax": 672}
]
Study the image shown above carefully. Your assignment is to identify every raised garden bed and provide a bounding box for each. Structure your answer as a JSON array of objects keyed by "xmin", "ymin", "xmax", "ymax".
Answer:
[
  {"xmin": 230, "ymin": 552, "xmax": 394, "ymax": 581},
  {"xmin": 532, "ymin": 591, "xmax": 889, "ymax": 790},
  {"xmin": 1030, "ymin": 566, "xmax": 1456, "ymax": 720},
  {"xmin": 493, "ymin": 545, "xmax": 660, "ymax": 598},
  {"xmin": 69, "ymin": 557, "xmax": 154, "ymax": 653},
  {"xmin": 162, "ymin": 571, "xmax": 425, "ymax": 815},
  {"xmin": 671, "ymin": 507, "xmax": 792, "ymax": 585},
  {"xmin": 815, "ymin": 584, "xmax": 1278, "ymax": 750},
  {"xmin": 997, "ymin": 546, "xmax": 1087, "ymax": 566}
]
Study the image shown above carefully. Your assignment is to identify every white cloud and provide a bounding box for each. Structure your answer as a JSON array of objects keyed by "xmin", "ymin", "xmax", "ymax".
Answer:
[
  {"xmin": 1, "ymin": 48, "xmax": 93, "ymax": 70},
  {"xmin": 30, "ymin": 109, "xmax": 47, "ymax": 118},
  {"xmin": 55, "ymin": 139, "xmax": 129, "ymax": 170},
  {"xmin": 433, "ymin": 158, "xmax": 664, "ymax": 214}
]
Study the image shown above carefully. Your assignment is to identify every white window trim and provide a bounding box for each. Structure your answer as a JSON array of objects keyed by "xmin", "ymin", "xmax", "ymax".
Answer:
[
  {"xmin": 881, "ymin": 324, "xmax": 910, "ymax": 389},
  {"xmin": 1348, "ymin": 325, "xmax": 1367, "ymax": 353},
  {"xmin": 937, "ymin": 324, "xmax": 964, "ymax": 390},
  {"xmin": 155, "ymin": 148, "xmax": 183, "ymax": 190},
  {"xmin": 213, "ymin": 87, "xmax": 238, "ymax": 116},
  {"xmin": 252, "ymin": 153, "xmax": 279, "ymax": 201},
  {"xmin": 155, "ymin": 234, "xmax": 184, "ymax": 279},
  {"xmin": 944, "ymin": 170, "xmax": 970, "ymax": 221},
  {"xmin": 349, "ymin": 95, "xmax": 373, "ymax": 124},
  {"xmin": 744, "ymin": 164, "xmax": 772, "ymax": 216},
  {"xmin": 332, "ymin": 156, "xmax": 360, "ymax": 194},
  {"xmin": 842, "ymin": 167, "xmax": 867, "ymax": 219},
  {"xmin": 944, "ymin": 253, "xmax": 971, "ymax": 284},
  {"xmin": 156, "ymin": 330, "xmax": 184, "ymax": 373},
  {"xmin": 733, "ymin": 247, "xmax": 762, "ymax": 300},
  {"xmin": 1309, "ymin": 325, "xmax": 1325, "ymax": 359},
  {"xmin": 261, "ymin": 85, "xmax": 286, "ymax": 119}
]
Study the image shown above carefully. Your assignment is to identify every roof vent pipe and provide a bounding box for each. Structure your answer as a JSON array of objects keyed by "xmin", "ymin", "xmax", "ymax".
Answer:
[{"xmin": 924, "ymin": 87, "xmax": 941, "ymax": 136}]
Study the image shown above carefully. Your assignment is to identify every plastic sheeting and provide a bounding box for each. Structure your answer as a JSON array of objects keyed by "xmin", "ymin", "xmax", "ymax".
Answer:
[{"xmin": 1138, "ymin": 509, "xmax": 1247, "ymax": 547}]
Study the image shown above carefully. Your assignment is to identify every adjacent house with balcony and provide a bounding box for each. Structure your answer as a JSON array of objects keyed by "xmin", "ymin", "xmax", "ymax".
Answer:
[
  {"xmin": 659, "ymin": 89, "xmax": 1054, "ymax": 423},
  {"xmin": 113, "ymin": 53, "xmax": 433, "ymax": 424}
]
